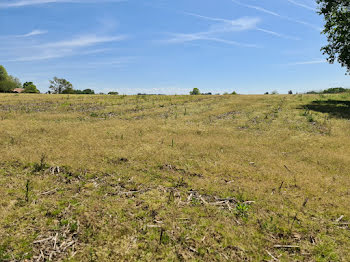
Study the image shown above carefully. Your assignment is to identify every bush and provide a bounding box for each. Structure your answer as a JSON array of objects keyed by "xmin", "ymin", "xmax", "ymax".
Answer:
[{"xmin": 108, "ymin": 92, "xmax": 119, "ymax": 95}]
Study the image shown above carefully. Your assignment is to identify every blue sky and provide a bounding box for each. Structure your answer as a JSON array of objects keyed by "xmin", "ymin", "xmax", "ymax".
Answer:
[{"xmin": 1, "ymin": 0, "xmax": 349, "ymax": 94}]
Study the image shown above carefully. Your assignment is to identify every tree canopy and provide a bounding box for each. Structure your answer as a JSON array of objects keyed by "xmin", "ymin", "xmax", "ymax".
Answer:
[
  {"xmin": 0, "ymin": 65, "xmax": 20, "ymax": 93},
  {"xmin": 190, "ymin": 88, "xmax": 200, "ymax": 95},
  {"xmin": 317, "ymin": 0, "xmax": 350, "ymax": 73},
  {"xmin": 23, "ymin": 82, "xmax": 40, "ymax": 93},
  {"xmin": 0, "ymin": 65, "xmax": 9, "ymax": 82},
  {"xmin": 49, "ymin": 77, "xmax": 73, "ymax": 94}
]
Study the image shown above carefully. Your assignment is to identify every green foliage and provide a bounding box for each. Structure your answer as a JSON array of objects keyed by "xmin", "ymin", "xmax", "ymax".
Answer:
[
  {"xmin": 108, "ymin": 91, "xmax": 119, "ymax": 95},
  {"xmin": 49, "ymin": 77, "xmax": 73, "ymax": 94},
  {"xmin": 0, "ymin": 65, "xmax": 8, "ymax": 82},
  {"xmin": 190, "ymin": 88, "xmax": 200, "ymax": 95},
  {"xmin": 74, "ymin": 89, "xmax": 95, "ymax": 94},
  {"xmin": 288, "ymin": 90, "xmax": 293, "ymax": 94},
  {"xmin": 235, "ymin": 203, "xmax": 250, "ymax": 219},
  {"xmin": 0, "ymin": 65, "xmax": 22, "ymax": 93},
  {"xmin": 23, "ymin": 82, "xmax": 40, "ymax": 93},
  {"xmin": 8, "ymin": 76, "xmax": 22, "ymax": 89},
  {"xmin": 231, "ymin": 91, "xmax": 237, "ymax": 95},
  {"xmin": 61, "ymin": 87, "xmax": 75, "ymax": 94},
  {"xmin": 317, "ymin": 0, "xmax": 350, "ymax": 73},
  {"xmin": 323, "ymin": 87, "xmax": 349, "ymax": 94},
  {"xmin": 0, "ymin": 80, "xmax": 17, "ymax": 93}
]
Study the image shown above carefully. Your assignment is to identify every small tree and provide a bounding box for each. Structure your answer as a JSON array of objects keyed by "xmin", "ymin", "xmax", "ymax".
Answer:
[
  {"xmin": 264, "ymin": 92, "xmax": 269, "ymax": 95},
  {"xmin": 271, "ymin": 90, "xmax": 279, "ymax": 95},
  {"xmin": 108, "ymin": 91, "xmax": 119, "ymax": 95},
  {"xmin": 190, "ymin": 88, "xmax": 200, "ymax": 95},
  {"xmin": 231, "ymin": 91, "xmax": 237, "ymax": 95},
  {"xmin": 49, "ymin": 77, "xmax": 73, "ymax": 94},
  {"xmin": 23, "ymin": 82, "xmax": 40, "ymax": 93},
  {"xmin": 288, "ymin": 90, "xmax": 293, "ymax": 95}
]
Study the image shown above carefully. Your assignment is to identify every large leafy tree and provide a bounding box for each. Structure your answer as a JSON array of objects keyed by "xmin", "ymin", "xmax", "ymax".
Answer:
[
  {"xmin": 317, "ymin": 0, "xmax": 350, "ymax": 73},
  {"xmin": 23, "ymin": 82, "xmax": 40, "ymax": 93},
  {"xmin": 49, "ymin": 77, "xmax": 73, "ymax": 94},
  {"xmin": 0, "ymin": 65, "xmax": 9, "ymax": 82},
  {"xmin": 0, "ymin": 65, "xmax": 17, "ymax": 93}
]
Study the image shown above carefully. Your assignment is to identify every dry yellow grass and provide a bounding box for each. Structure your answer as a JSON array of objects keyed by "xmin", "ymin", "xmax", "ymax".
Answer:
[{"xmin": 0, "ymin": 93, "xmax": 350, "ymax": 261}]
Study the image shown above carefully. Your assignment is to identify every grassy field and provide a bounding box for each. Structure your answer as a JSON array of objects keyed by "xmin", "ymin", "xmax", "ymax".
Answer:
[{"xmin": 0, "ymin": 93, "xmax": 350, "ymax": 261}]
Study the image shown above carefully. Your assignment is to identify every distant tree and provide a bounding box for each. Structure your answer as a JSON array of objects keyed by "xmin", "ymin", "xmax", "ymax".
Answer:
[
  {"xmin": 190, "ymin": 88, "xmax": 200, "ymax": 95},
  {"xmin": 271, "ymin": 90, "xmax": 279, "ymax": 95},
  {"xmin": 108, "ymin": 91, "xmax": 119, "ymax": 95},
  {"xmin": 23, "ymin": 82, "xmax": 40, "ymax": 93},
  {"xmin": 61, "ymin": 87, "xmax": 75, "ymax": 94},
  {"xmin": 8, "ymin": 76, "xmax": 21, "ymax": 89},
  {"xmin": 264, "ymin": 92, "xmax": 269, "ymax": 95},
  {"xmin": 49, "ymin": 77, "xmax": 73, "ymax": 94},
  {"xmin": 82, "ymin": 89, "xmax": 94, "ymax": 94},
  {"xmin": 317, "ymin": 0, "xmax": 350, "ymax": 73},
  {"xmin": 231, "ymin": 91, "xmax": 237, "ymax": 95},
  {"xmin": 306, "ymin": 91, "xmax": 319, "ymax": 94},
  {"xmin": 288, "ymin": 90, "xmax": 293, "ymax": 95},
  {"xmin": 0, "ymin": 65, "xmax": 8, "ymax": 82},
  {"xmin": 74, "ymin": 89, "xmax": 95, "ymax": 94},
  {"xmin": 323, "ymin": 87, "xmax": 349, "ymax": 94}
]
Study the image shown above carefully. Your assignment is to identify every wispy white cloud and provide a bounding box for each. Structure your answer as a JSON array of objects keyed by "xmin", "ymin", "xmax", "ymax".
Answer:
[
  {"xmin": 165, "ymin": 33, "xmax": 260, "ymax": 48},
  {"xmin": 0, "ymin": 29, "xmax": 47, "ymax": 39},
  {"xmin": 231, "ymin": 0, "xmax": 322, "ymax": 31},
  {"xmin": 0, "ymin": 0, "xmax": 124, "ymax": 8},
  {"xmin": 285, "ymin": 0, "xmax": 316, "ymax": 11},
  {"xmin": 17, "ymin": 30, "xmax": 48, "ymax": 37},
  {"xmin": 3, "ymin": 34, "xmax": 126, "ymax": 62},
  {"xmin": 163, "ymin": 15, "xmax": 260, "ymax": 47},
  {"xmin": 285, "ymin": 59, "xmax": 326, "ymax": 66},
  {"xmin": 40, "ymin": 34, "xmax": 126, "ymax": 48},
  {"xmin": 185, "ymin": 12, "xmax": 300, "ymax": 40}
]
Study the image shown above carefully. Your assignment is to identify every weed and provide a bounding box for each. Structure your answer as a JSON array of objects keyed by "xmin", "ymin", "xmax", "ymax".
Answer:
[{"xmin": 235, "ymin": 203, "xmax": 250, "ymax": 219}]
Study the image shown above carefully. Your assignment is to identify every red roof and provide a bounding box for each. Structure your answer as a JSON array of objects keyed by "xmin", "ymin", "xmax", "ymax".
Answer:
[{"xmin": 13, "ymin": 88, "xmax": 25, "ymax": 93}]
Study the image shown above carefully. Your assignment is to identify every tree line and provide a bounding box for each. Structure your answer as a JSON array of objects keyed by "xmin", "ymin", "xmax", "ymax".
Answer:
[{"xmin": 0, "ymin": 65, "xmax": 39, "ymax": 93}]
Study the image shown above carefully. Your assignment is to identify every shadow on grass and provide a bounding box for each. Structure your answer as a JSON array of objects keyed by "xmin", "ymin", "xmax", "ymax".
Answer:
[{"xmin": 303, "ymin": 100, "xmax": 350, "ymax": 119}]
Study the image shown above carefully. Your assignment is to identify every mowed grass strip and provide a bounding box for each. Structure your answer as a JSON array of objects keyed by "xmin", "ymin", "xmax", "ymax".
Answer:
[{"xmin": 0, "ymin": 93, "xmax": 350, "ymax": 261}]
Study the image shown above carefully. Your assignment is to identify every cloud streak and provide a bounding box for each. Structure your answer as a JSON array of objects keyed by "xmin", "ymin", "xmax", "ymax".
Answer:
[
  {"xmin": 285, "ymin": 59, "xmax": 326, "ymax": 66},
  {"xmin": 184, "ymin": 12, "xmax": 300, "ymax": 40},
  {"xmin": 231, "ymin": 0, "xmax": 322, "ymax": 31},
  {"xmin": 3, "ymin": 34, "xmax": 126, "ymax": 62},
  {"xmin": 163, "ymin": 16, "xmax": 261, "ymax": 48},
  {"xmin": 285, "ymin": 0, "xmax": 316, "ymax": 11},
  {"xmin": 0, "ymin": 0, "xmax": 124, "ymax": 8},
  {"xmin": 17, "ymin": 30, "xmax": 48, "ymax": 37}
]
